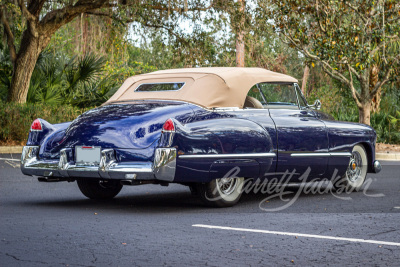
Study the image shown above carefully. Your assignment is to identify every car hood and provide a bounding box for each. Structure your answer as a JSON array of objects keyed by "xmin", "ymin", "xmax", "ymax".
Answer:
[{"xmin": 55, "ymin": 101, "xmax": 195, "ymax": 150}]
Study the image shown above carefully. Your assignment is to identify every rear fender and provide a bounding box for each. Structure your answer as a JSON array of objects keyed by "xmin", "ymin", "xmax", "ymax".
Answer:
[
  {"xmin": 170, "ymin": 118, "xmax": 273, "ymax": 154},
  {"xmin": 27, "ymin": 119, "xmax": 71, "ymax": 149},
  {"xmin": 163, "ymin": 118, "xmax": 273, "ymax": 182},
  {"xmin": 26, "ymin": 119, "xmax": 55, "ymax": 146}
]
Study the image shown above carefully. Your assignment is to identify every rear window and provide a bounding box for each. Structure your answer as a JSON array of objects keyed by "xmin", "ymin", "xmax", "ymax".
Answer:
[{"xmin": 135, "ymin": 82, "xmax": 185, "ymax": 92}]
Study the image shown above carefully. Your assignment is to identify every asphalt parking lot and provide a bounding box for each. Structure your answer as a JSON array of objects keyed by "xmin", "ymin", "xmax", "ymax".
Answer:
[{"xmin": 1, "ymin": 154, "xmax": 399, "ymax": 266}]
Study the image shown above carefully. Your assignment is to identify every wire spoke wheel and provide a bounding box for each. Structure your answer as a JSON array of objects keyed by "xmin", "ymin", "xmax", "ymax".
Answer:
[
  {"xmin": 334, "ymin": 144, "xmax": 368, "ymax": 192},
  {"xmin": 217, "ymin": 177, "xmax": 239, "ymax": 195},
  {"xmin": 346, "ymin": 151, "xmax": 363, "ymax": 182},
  {"xmin": 197, "ymin": 177, "xmax": 245, "ymax": 207}
]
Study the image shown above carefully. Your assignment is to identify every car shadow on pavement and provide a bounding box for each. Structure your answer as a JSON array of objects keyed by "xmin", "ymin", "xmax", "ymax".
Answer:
[
  {"xmin": 24, "ymin": 191, "xmax": 204, "ymax": 213},
  {"xmin": 16, "ymin": 182, "xmax": 382, "ymax": 214}
]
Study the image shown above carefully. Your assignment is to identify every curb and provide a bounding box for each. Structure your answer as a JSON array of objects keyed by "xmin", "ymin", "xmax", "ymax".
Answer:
[
  {"xmin": 1, "ymin": 146, "xmax": 399, "ymax": 161},
  {"xmin": 0, "ymin": 146, "xmax": 23, "ymax": 154},
  {"xmin": 376, "ymin": 152, "xmax": 400, "ymax": 161}
]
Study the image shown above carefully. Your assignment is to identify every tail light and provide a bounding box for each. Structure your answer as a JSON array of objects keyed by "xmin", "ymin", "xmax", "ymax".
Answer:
[
  {"xmin": 162, "ymin": 118, "xmax": 175, "ymax": 133},
  {"xmin": 30, "ymin": 119, "xmax": 42, "ymax": 131}
]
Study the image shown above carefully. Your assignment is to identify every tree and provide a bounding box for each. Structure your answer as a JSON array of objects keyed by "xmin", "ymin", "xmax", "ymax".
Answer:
[
  {"xmin": 263, "ymin": 0, "xmax": 400, "ymax": 125},
  {"xmin": 0, "ymin": 0, "xmax": 213, "ymax": 104},
  {"xmin": 235, "ymin": 0, "xmax": 245, "ymax": 67}
]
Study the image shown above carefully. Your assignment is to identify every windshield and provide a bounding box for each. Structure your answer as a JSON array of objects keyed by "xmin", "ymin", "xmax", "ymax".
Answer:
[{"xmin": 247, "ymin": 83, "xmax": 299, "ymax": 109}]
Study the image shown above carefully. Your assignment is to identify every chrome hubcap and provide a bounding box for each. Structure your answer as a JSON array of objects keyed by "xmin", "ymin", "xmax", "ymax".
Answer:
[
  {"xmin": 347, "ymin": 152, "xmax": 362, "ymax": 182},
  {"xmin": 217, "ymin": 177, "xmax": 238, "ymax": 195}
]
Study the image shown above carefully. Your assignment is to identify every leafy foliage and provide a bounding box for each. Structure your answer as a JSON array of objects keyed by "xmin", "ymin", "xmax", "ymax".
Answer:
[
  {"xmin": 25, "ymin": 51, "xmax": 108, "ymax": 107},
  {"xmin": 1, "ymin": 1, "xmax": 399, "ymax": 144},
  {"xmin": 0, "ymin": 101, "xmax": 90, "ymax": 145},
  {"xmin": 0, "ymin": 43, "xmax": 12, "ymax": 102},
  {"xmin": 263, "ymin": 0, "xmax": 400, "ymax": 124}
]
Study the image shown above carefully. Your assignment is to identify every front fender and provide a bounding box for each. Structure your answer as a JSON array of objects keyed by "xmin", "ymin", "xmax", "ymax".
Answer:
[{"xmin": 325, "ymin": 120, "xmax": 377, "ymax": 173}]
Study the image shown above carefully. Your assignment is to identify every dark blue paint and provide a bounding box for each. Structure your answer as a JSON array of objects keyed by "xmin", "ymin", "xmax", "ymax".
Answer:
[
  {"xmin": 268, "ymin": 108, "xmax": 329, "ymax": 179},
  {"xmin": 37, "ymin": 101, "xmax": 195, "ymax": 160},
  {"xmin": 26, "ymin": 99, "xmax": 378, "ymax": 183}
]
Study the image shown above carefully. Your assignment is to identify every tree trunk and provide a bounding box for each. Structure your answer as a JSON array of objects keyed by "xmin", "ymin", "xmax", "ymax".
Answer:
[
  {"xmin": 369, "ymin": 64, "xmax": 381, "ymax": 113},
  {"xmin": 371, "ymin": 88, "xmax": 382, "ymax": 113},
  {"xmin": 236, "ymin": 32, "xmax": 244, "ymax": 67},
  {"xmin": 301, "ymin": 64, "xmax": 310, "ymax": 95},
  {"xmin": 81, "ymin": 13, "xmax": 89, "ymax": 55},
  {"xmin": 358, "ymin": 102, "xmax": 371, "ymax": 125},
  {"xmin": 7, "ymin": 30, "xmax": 51, "ymax": 103},
  {"xmin": 7, "ymin": 33, "xmax": 41, "ymax": 103},
  {"xmin": 235, "ymin": 0, "xmax": 245, "ymax": 67}
]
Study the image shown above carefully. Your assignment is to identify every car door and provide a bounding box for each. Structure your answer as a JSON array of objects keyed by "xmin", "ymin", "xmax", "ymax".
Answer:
[{"xmin": 259, "ymin": 83, "xmax": 329, "ymax": 181}]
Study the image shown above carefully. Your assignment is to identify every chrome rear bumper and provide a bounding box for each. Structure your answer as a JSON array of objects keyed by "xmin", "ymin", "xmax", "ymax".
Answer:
[{"xmin": 21, "ymin": 146, "xmax": 177, "ymax": 181}]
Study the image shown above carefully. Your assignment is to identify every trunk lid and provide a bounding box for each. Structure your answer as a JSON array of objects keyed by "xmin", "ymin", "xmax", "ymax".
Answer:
[{"xmin": 58, "ymin": 101, "xmax": 194, "ymax": 149}]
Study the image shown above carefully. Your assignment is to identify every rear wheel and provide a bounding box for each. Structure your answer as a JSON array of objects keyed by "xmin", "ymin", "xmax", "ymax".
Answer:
[
  {"xmin": 333, "ymin": 144, "xmax": 368, "ymax": 192},
  {"xmin": 197, "ymin": 177, "xmax": 244, "ymax": 207},
  {"xmin": 77, "ymin": 179, "xmax": 122, "ymax": 200}
]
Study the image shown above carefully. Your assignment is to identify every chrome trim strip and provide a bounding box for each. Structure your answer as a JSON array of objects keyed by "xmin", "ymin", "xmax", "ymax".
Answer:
[
  {"xmin": 179, "ymin": 153, "xmax": 276, "ymax": 159},
  {"xmin": 291, "ymin": 153, "xmax": 330, "ymax": 157},
  {"xmin": 290, "ymin": 152, "xmax": 352, "ymax": 157},
  {"xmin": 330, "ymin": 152, "xmax": 352, "ymax": 157}
]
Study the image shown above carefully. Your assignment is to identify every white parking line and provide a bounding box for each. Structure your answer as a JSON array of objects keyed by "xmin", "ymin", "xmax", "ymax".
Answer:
[
  {"xmin": 0, "ymin": 158, "xmax": 20, "ymax": 162},
  {"xmin": 192, "ymin": 224, "xmax": 400, "ymax": 247},
  {"xmin": 0, "ymin": 158, "xmax": 19, "ymax": 162}
]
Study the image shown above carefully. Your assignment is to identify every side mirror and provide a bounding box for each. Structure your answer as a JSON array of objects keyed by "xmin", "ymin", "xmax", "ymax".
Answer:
[{"xmin": 309, "ymin": 99, "xmax": 321, "ymax": 110}]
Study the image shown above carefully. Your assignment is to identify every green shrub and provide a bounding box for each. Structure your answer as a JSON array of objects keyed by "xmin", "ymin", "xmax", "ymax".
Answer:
[
  {"xmin": 0, "ymin": 102, "xmax": 90, "ymax": 145},
  {"xmin": 331, "ymin": 106, "xmax": 400, "ymax": 144}
]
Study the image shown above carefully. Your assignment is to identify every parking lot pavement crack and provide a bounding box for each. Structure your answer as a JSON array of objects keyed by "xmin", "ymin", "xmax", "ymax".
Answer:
[
  {"xmin": 5, "ymin": 252, "xmax": 49, "ymax": 265},
  {"xmin": 369, "ymin": 229, "xmax": 398, "ymax": 237},
  {"xmin": 3, "ymin": 251, "xmax": 97, "ymax": 267},
  {"xmin": 88, "ymin": 250, "xmax": 98, "ymax": 265}
]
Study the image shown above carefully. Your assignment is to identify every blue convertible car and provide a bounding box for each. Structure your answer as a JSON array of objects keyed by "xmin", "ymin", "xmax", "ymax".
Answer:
[{"xmin": 21, "ymin": 67, "xmax": 381, "ymax": 207}]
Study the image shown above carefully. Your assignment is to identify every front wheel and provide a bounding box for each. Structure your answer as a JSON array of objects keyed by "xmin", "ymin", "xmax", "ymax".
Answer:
[
  {"xmin": 333, "ymin": 144, "xmax": 368, "ymax": 192},
  {"xmin": 77, "ymin": 179, "xmax": 123, "ymax": 200},
  {"xmin": 197, "ymin": 177, "xmax": 244, "ymax": 207}
]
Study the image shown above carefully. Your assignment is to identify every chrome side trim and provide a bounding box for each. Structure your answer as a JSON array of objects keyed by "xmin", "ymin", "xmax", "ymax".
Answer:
[
  {"xmin": 179, "ymin": 152, "xmax": 276, "ymax": 159},
  {"xmin": 153, "ymin": 148, "xmax": 177, "ymax": 182},
  {"xmin": 330, "ymin": 152, "xmax": 352, "ymax": 157},
  {"xmin": 290, "ymin": 152, "xmax": 352, "ymax": 157},
  {"xmin": 291, "ymin": 153, "xmax": 330, "ymax": 157}
]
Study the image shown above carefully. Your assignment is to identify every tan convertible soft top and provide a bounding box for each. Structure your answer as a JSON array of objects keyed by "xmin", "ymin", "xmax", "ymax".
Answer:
[{"xmin": 106, "ymin": 67, "xmax": 298, "ymax": 108}]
